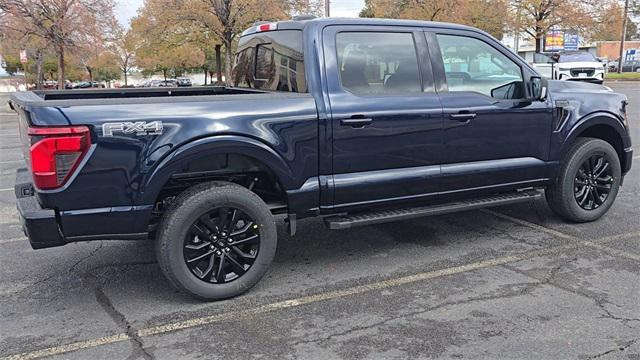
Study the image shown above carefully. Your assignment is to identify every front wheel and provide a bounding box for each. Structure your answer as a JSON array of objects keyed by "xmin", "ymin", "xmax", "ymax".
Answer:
[
  {"xmin": 546, "ymin": 138, "xmax": 621, "ymax": 222},
  {"xmin": 156, "ymin": 181, "xmax": 277, "ymax": 300}
]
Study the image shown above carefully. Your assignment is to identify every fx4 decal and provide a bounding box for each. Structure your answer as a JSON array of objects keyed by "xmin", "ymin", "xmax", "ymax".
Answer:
[{"xmin": 102, "ymin": 121, "xmax": 163, "ymax": 136}]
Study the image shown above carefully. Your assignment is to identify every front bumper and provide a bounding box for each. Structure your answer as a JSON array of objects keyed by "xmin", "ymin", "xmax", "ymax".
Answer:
[
  {"xmin": 557, "ymin": 71, "xmax": 604, "ymax": 84},
  {"xmin": 623, "ymin": 147, "xmax": 634, "ymax": 176},
  {"xmin": 15, "ymin": 168, "xmax": 65, "ymax": 249}
]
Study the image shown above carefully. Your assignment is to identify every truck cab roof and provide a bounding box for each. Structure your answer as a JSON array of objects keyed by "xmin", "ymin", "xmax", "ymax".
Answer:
[{"xmin": 241, "ymin": 17, "xmax": 484, "ymax": 37}]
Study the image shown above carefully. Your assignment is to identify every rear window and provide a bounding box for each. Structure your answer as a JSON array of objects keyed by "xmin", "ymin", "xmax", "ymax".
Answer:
[{"xmin": 233, "ymin": 30, "xmax": 306, "ymax": 92}]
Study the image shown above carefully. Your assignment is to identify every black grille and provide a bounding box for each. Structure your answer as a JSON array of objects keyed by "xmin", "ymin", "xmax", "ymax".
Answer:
[{"xmin": 570, "ymin": 68, "xmax": 595, "ymax": 77}]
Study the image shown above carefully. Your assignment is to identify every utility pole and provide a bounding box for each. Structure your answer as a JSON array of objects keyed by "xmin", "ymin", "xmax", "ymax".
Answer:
[
  {"xmin": 617, "ymin": 0, "xmax": 629, "ymax": 74},
  {"xmin": 325, "ymin": 0, "xmax": 330, "ymax": 17}
]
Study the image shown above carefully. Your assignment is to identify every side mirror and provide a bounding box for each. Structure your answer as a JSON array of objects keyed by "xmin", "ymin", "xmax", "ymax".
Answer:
[{"xmin": 529, "ymin": 76, "xmax": 547, "ymax": 101}]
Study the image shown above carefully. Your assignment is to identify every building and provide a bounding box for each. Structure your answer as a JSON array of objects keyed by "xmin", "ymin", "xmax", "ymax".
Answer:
[
  {"xmin": 502, "ymin": 35, "xmax": 597, "ymax": 63},
  {"xmin": 596, "ymin": 41, "xmax": 640, "ymax": 60}
]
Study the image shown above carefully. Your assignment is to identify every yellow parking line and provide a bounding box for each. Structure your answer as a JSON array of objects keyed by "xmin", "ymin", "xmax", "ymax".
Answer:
[
  {"xmin": 3, "ymin": 212, "xmax": 640, "ymax": 360},
  {"xmin": 1, "ymin": 243, "xmax": 578, "ymax": 360},
  {"xmin": 1, "ymin": 334, "xmax": 131, "ymax": 360},
  {"xmin": 481, "ymin": 209, "xmax": 640, "ymax": 262},
  {"xmin": 0, "ymin": 237, "xmax": 24, "ymax": 245}
]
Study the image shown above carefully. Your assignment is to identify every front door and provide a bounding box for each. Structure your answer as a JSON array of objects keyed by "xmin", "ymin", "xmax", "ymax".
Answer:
[
  {"xmin": 427, "ymin": 31, "xmax": 554, "ymax": 193},
  {"xmin": 323, "ymin": 26, "xmax": 443, "ymax": 211}
]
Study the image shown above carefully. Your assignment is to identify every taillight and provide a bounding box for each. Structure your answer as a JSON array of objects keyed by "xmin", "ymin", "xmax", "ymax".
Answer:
[{"xmin": 28, "ymin": 126, "xmax": 91, "ymax": 190}]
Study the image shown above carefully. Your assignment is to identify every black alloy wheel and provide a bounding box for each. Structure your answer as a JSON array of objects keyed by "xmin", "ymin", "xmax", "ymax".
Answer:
[
  {"xmin": 546, "ymin": 137, "xmax": 621, "ymax": 223},
  {"xmin": 184, "ymin": 207, "xmax": 260, "ymax": 284},
  {"xmin": 573, "ymin": 153, "xmax": 614, "ymax": 210}
]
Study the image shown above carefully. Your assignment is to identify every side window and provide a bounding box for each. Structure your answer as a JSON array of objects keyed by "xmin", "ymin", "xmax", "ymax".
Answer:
[
  {"xmin": 336, "ymin": 32, "xmax": 422, "ymax": 94},
  {"xmin": 436, "ymin": 34, "xmax": 524, "ymax": 99}
]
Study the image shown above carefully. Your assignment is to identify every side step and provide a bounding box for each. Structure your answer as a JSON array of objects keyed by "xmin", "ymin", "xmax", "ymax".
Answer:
[{"xmin": 324, "ymin": 190, "xmax": 542, "ymax": 230}]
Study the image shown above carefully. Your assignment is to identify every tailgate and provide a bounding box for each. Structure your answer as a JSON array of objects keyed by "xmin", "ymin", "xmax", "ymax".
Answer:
[
  {"xmin": 9, "ymin": 91, "xmax": 72, "ymax": 170},
  {"xmin": 11, "ymin": 103, "xmax": 33, "ymax": 169}
]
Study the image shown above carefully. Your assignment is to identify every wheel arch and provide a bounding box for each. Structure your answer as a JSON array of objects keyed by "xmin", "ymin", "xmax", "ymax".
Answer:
[
  {"xmin": 140, "ymin": 135, "xmax": 295, "ymax": 208},
  {"xmin": 562, "ymin": 113, "xmax": 629, "ymax": 172}
]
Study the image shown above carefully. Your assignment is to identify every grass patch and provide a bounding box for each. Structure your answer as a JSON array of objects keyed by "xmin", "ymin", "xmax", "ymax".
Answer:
[{"xmin": 605, "ymin": 72, "xmax": 640, "ymax": 80}]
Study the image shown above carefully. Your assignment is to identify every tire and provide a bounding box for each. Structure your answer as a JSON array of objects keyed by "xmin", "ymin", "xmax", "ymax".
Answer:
[
  {"xmin": 546, "ymin": 137, "xmax": 621, "ymax": 222},
  {"xmin": 156, "ymin": 181, "xmax": 277, "ymax": 300}
]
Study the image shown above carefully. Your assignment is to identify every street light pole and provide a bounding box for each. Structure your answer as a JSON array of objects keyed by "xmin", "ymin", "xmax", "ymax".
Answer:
[
  {"xmin": 617, "ymin": 0, "xmax": 629, "ymax": 74},
  {"xmin": 325, "ymin": 0, "xmax": 330, "ymax": 17}
]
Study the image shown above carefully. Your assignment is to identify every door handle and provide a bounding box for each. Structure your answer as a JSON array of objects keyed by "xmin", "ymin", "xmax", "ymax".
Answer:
[
  {"xmin": 449, "ymin": 113, "xmax": 477, "ymax": 122},
  {"xmin": 340, "ymin": 116, "xmax": 373, "ymax": 128}
]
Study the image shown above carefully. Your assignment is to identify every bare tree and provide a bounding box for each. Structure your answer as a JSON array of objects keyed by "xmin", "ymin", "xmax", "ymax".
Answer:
[{"xmin": 0, "ymin": 0, "xmax": 117, "ymax": 89}]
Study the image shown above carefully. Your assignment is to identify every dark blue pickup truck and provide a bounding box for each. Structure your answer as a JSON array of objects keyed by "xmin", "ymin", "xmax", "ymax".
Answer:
[{"xmin": 9, "ymin": 18, "xmax": 633, "ymax": 300}]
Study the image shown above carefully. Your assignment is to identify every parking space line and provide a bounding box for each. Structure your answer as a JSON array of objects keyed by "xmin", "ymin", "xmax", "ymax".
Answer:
[
  {"xmin": 3, "ymin": 212, "xmax": 640, "ymax": 360},
  {"xmin": 0, "ymin": 160, "xmax": 22, "ymax": 165},
  {"xmin": 0, "ymin": 188, "xmax": 13, "ymax": 192},
  {"xmin": 0, "ymin": 237, "xmax": 24, "ymax": 245},
  {"xmin": 481, "ymin": 209, "xmax": 640, "ymax": 262},
  {"xmin": 0, "ymin": 243, "xmax": 580, "ymax": 360},
  {"xmin": 1, "ymin": 334, "xmax": 131, "ymax": 360}
]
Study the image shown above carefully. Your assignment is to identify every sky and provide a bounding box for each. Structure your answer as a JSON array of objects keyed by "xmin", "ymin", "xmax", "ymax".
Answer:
[{"xmin": 115, "ymin": 0, "xmax": 365, "ymax": 27}]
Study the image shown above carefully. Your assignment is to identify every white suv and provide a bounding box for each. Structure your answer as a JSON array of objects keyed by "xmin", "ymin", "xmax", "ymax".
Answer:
[{"xmin": 532, "ymin": 51, "xmax": 605, "ymax": 84}]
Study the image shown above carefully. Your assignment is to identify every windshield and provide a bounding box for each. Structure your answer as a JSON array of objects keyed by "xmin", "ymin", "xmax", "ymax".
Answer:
[{"xmin": 559, "ymin": 52, "xmax": 596, "ymax": 63}]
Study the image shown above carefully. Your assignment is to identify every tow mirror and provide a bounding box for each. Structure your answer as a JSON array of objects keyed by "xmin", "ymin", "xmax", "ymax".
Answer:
[{"xmin": 529, "ymin": 76, "xmax": 547, "ymax": 101}]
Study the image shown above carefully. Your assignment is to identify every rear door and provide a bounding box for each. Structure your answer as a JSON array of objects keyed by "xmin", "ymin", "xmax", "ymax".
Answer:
[
  {"xmin": 426, "ymin": 30, "xmax": 554, "ymax": 193},
  {"xmin": 323, "ymin": 25, "xmax": 443, "ymax": 211}
]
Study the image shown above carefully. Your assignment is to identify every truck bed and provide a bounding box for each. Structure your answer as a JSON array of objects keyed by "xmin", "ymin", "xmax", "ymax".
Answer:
[{"xmin": 9, "ymin": 86, "xmax": 268, "ymax": 108}]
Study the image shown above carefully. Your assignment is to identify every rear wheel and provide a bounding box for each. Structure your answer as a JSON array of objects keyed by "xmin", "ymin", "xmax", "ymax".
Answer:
[
  {"xmin": 156, "ymin": 181, "xmax": 277, "ymax": 300},
  {"xmin": 546, "ymin": 138, "xmax": 621, "ymax": 222}
]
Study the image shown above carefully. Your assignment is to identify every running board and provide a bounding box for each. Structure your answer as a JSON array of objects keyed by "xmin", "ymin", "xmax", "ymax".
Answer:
[{"xmin": 324, "ymin": 190, "xmax": 542, "ymax": 230}]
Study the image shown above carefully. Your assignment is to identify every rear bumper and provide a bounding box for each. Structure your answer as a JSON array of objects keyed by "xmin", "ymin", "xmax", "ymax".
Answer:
[
  {"xmin": 15, "ymin": 168, "xmax": 65, "ymax": 249},
  {"xmin": 15, "ymin": 168, "xmax": 153, "ymax": 249}
]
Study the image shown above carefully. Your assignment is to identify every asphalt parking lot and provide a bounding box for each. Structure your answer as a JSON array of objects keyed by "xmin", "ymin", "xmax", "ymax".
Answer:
[{"xmin": 0, "ymin": 83, "xmax": 639, "ymax": 360}]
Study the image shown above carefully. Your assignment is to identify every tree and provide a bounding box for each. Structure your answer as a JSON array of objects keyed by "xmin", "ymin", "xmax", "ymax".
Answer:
[
  {"xmin": 0, "ymin": 17, "xmax": 49, "ymax": 88},
  {"xmin": 359, "ymin": 0, "xmax": 509, "ymax": 38},
  {"xmin": 108, "ymin": 26, "xmax": 138, "ymax": 86},
  {"xmin": 92, "ymin": 51, "xmax": 120, "ymax": 86},
  {"xmin": 510, "ymin": 0, "xmax": 595, "ymax": 52},
  {"xmin": 590, "ymin": 1, "xmax": 638, "ymax": 41},
  {"xmin": 0, "ymin": 0, "xmax": 117, "ymax": 89}
]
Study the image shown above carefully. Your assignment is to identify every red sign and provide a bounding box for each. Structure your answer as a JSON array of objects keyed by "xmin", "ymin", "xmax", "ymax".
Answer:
[{"xmin": 20, "ymin": 50, "xmax": 28, "ymax": 64}]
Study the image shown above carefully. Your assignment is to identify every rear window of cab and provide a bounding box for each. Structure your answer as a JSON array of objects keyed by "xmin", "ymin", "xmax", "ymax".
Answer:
[{"xmin": 233, "ymin": 30, "xmax": 307, "ymax": 93}]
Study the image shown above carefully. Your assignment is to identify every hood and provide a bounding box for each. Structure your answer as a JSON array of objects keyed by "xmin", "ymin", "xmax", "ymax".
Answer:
[
  {"xmin": 547, "ymin": 80, "xmax": 627, "ymax": 127},
  {"xmin": 548, "ymin": 80, "xmax": 613, "ymax": 95},
  {"xmin": 555, "ymin": 61, "xmax": 604, "ymax": 69}
]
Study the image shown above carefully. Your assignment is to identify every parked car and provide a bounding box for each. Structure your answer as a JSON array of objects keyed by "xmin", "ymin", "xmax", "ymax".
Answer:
[
  {"xmin": 141, "ymin": 79, "xmax": 163, "ymax": 87},
  {"xmin": 177, "ymin": 77, "xmax": 193, "ymax": 87},
  {"xmin": 73, "ymin": 81, "xmax": 104, "ymax": 89},
  {"xmin": 159, "ymin": 79, "xmax": 178, "ymax": 87},
  {"xmin": 10, "ymin": 18, "xmax": 633, "ymax": 300},
  {"xmin": 532, "ymin": 51, "xmax": 605, "ymax": 84},
  {"xmin": 42, "ymin": 80, "xmax": 57, "ymax": 89},
  {"xmin": 609, "ymin": 59, "xmax": 640, "ymax": 73}
]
